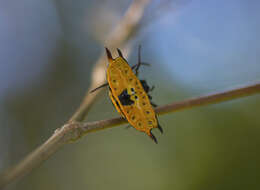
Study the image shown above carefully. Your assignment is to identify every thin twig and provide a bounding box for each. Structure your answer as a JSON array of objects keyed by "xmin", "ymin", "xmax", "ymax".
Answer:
[
  {"xmin": 69, "ymin": 0, "xmax": 151, "ymax": 122},
  {"xmin": 1, "ymin": 82, "xmax": 259, "ymax": 189},
  {"xmin": 0, "ymin": 0, "xmax": 152, "ymax": 189},
  {"xmin": 0, "ymin": 0, "xmax": 258, "ymax": 188},
  {"xmin": 76, "ymin": 82, "xmax": 260, "ymax": 134}
]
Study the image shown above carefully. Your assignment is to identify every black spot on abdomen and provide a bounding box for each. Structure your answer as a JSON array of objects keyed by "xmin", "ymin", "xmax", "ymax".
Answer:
[{"xmin": 118, "ymin": 89, "xmax": 134, "ymax": 106}]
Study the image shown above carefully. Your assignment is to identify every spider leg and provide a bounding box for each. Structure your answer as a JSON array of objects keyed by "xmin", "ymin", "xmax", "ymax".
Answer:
[
  {"xmin": 148, "ymin": 130, "xmax": 158, "ymax": 144},
  {"xmin": 140, "ymin": 80, "xmax": 158, "ymax": 107},
  {"xmin": 150, "ymin": 85, "xmax": 155, "ymax": 92},
  {"xmin": 156, "ymin": 116, "xmax": 163, "ymax": 134},
  {"xmin": 140, "ymin": 80, "xmax": 150, "ymax": 93},
  {"xmin": 135, "ymin": 45, "xmax": 142, "ymax": 75},
  {"xmin": 140, "ymin": 80, "xmax": 155, "ymax": 93},
  {"xmin": 117, "ymin": 48, "xmax": 124, "ymax": 57},
  {"xmin": 148, "ymin": 95, "xmax": 158, "ymax": 107},
  {"xmin": 90, "ymin": 83, "xmax": 109, "ymax": 93},
  {"xmin": 158, "ymin": 124, "xmax": 163, "ymax": 134},
  {"xmin": 150, "ymin": 101, "xmax": 158, "ymax": 108},
  {"xmin": 131, "ymin": 62, "xmax": 150, "ymax": 70}
]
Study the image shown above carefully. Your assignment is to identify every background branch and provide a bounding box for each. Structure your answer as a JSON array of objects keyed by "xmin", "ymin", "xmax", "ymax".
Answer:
[
  {"xmin": 1, "ymin": 82, "xmax": 259, "ymax": 189},
  {"xmin": 0, "ymin": 0, "xmax": 152, "ymax": 189},
  {"xmin": 69, "ymin": 0, "xmax": 151, "ymax": 122},
  {"xmin": 75, "ymin": 82, "xmax": 260, "ymax": 134}
]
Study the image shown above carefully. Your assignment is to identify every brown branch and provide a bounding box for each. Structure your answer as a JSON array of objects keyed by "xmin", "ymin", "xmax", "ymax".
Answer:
[
  {"xmin": 0, "ymin": 82, "xmax": 259, "ymax": 188},
  {"xmin": 156, "ymin": 82, "xmax": 260, "ymax": 115},
  {"xmin": 0, "ymin": 0, "xmax": 152, "ymax": 189},
  {"xmin": 69, "ymin": 0, "xmax": 151, "ymax": 122},
  {"xmin": 75, "ymin": 82, "xmax": 260, "ymax": 134}
]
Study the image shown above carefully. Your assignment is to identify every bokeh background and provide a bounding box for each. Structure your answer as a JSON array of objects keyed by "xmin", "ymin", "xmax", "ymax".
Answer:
[{"xmin": 1, "ymin": 0, "xmax": 260, "ymax": 190}]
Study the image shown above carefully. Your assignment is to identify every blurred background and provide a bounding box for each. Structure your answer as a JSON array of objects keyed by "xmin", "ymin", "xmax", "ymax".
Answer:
[{"xmin": 1, "ymin": 0, "xmax": 260, "ymax": 190}]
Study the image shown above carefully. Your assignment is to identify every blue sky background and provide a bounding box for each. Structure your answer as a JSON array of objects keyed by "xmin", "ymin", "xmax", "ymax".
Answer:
[
  {"xmin": 0, "ymin": 0, "xmax": 259, "ymax": 97},
  {"xmin": 148, "ymin": 0, "xmax": 260, "ymax": 90}
]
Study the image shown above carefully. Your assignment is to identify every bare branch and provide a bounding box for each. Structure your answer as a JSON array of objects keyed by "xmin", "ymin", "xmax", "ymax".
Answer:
[
  {"xmin": 69, "ymin": 0, "xmax": 151, "ymax": 122},
  {"xmin": 1, "ymin": 82, "xmax": 259, "ymax": 189},
  {"xmin": 76, "ymin": 82, "xmax": 260, "ymax": 134},
  {"xmin": 0, "ymin": 0, "xmax": 152, "ymax": 188},
  {"xmin": 156, "ymin": 82, "xmax": 260, "ymax": 114},
  {"xmin": 0, "ymin": 0, "xmax": 258, "ymax": 188}
]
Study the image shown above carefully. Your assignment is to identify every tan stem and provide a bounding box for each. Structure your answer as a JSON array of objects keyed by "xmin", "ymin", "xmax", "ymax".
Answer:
[
  {"xmin": 77, "ymin": 82, "xmax": 260, "ymax": 134},
  {"xmin": 69, "ymin": 0, "xmax": 150, "ymax": 122},
  {"xmin": 0, "ymin": 82, "xmax": 259, "ymax": 189},
  {"xmin": 0, "ymin": 0, "xmax": 152, "ymax": 188}
]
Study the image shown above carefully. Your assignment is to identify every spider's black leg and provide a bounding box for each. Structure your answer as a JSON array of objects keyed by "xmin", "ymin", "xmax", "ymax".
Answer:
[
  {"xmin": 117, "ymin": 48, "xmax": 124, "ymax": 57},
  {"xmin": 149, "ymin": 130, "xmax": 158, "ymax": 144},
  {"xmin": 105, "ymin": 47, "xmax": 113, "ymax": 61},
  {"xmin": 150, "ymin": 85, "xmax": 155, "ymax": 92},
  {"xmin": 156, "ymin": 116, "xmax": 163, "ymax": 134},
  {"xmin": 158, "ymin": 124, "xmax": 163, "ymax": 134},
  {"xmin": 90, "ymin": 83, "xmax": 109, "ymax": 93},
  {"xmin": 150, "ymin": 102, "xmax": 158, "ymax": 108},
  {"xmin": 131, "ymin": 46, "xmax": 151, "ymax": 75},
  {"xmin": 140, "ymin": 80, "xmax": 150, "ymax": 93},
  {"xmin": 140, "ymin": 80, "xmax": 155, "ymax": 93},
  {"xmin": 131, "ymin": 62, "xmax": 150, "ymax": 70},
  {"xmin": 135, "ymin": 45, "xmax": 142, "ymax": 76},
  {"xmin": 148, "ymin": 95, "xmax": 158, "ymax": 107},
  {"xmin": 140, "ymin": 80, "xmax": 158, "ymax": 107}
]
